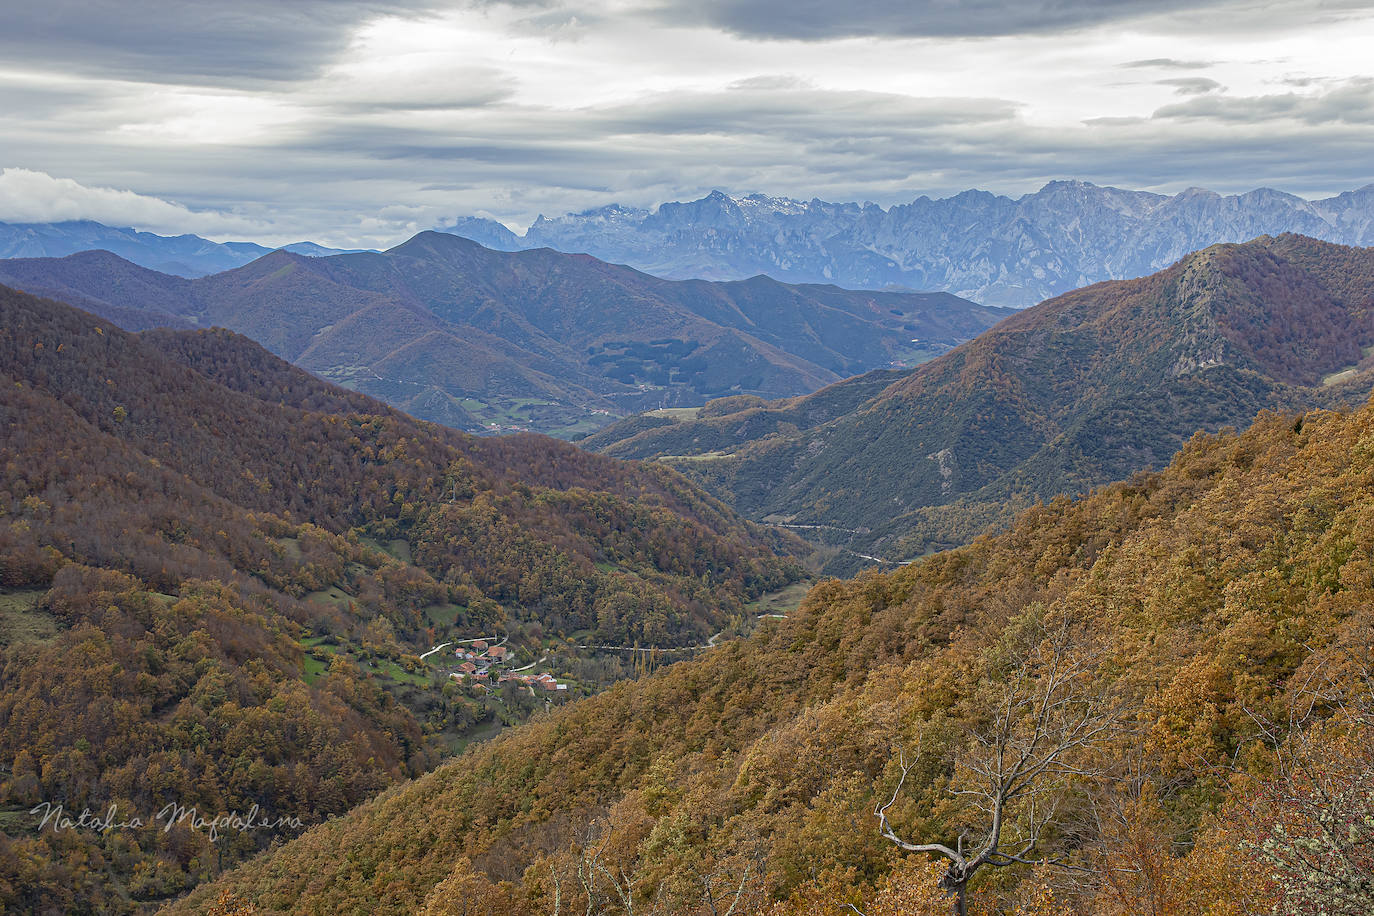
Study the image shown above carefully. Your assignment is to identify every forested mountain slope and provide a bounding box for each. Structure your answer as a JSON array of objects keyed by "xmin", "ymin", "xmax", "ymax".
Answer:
[
  {"xmin": 590, "ymin": 235, "xmax": 1374, "ymax": 567},
  {"xmin": 0, "ymin": 285, "xmax": 800, "ymax": 912},
  {"xmin": 174, "ymin": 395, "xmax": 1374, "ymax": 916},
  {"xmin": 0, "ymin": 234, "xmax": 1005, "ymax": 437}
]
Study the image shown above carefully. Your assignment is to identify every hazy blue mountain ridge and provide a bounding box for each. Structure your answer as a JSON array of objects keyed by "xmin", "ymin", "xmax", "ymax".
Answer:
[{"xmin": 0, "ymin": 219, "xmax": 367, "ymax": 278}]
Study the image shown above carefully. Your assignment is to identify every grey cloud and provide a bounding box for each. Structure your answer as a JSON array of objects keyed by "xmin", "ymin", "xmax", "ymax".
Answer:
[
  {"xmin": 660, "ymin": 0, "xmax": 1226, "ymax": 40},
  {"xmin": 0, "ymin": 78, "xmax": 121, "ymax": 121},
  {"xmin": 1158, "ymin": 78, "xmax": 1225, "ymax": 95},
  {"xmin": 325, "ymin": 105, "xmax": 1372, "ymax": 236},
  {"xmin": 593, "ymin": 88, "xmax": 1021, "ymax": 138},
  {"xmin": 12, "ymin": 103, "xmax": 1373, "ymax": 249},
  {"xmin": 292, "ymin": 87, "xmax": 1018, "ymax": 178},
  {"xmin": 510, "ymin": 7, "xmax": 614, "ymax": 34},
  {"xmin": 324, "ymin": 69, "xmax": 519, "ymax": 114},
  {"xmin": 119, "ymin": 84, "xmax": 1031, "ymax": 220},
  {"xmin": 1121, "ymin": 58, "xmax": 1215, "ymax": 70},
  {"xmin": 1081, "ymin": 116, "xmax": 1146, "ymax": 127},
  {"xmin": 182, "ymin": 78, "xmax": 1363, "ymax": 232},
  {"xmin": 0, "ymin": 1, "xmax": 445, "ymax": 84},
  {"xmin": 1280, "ymin": 76, "xmax": 1334, "ymax": 88},
  {"xmin": 1065, "ymin": 118, "xmax": 1374, "ymax": 198},
  {"xmin": 1154, "ymin": 78, "xmax": 1374, "ymax": 124},
  {"xmin": 727, "ymin": 75, "xmax": 817, "ymax": 91}
]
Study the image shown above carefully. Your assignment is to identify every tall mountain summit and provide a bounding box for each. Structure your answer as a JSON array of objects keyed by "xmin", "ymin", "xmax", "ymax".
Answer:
[
  {"xmin": 586, "ymin": 234, "xmax": 1374, "ymax": 567},
  {"xmin": 444, "ymin": 181, "xmax": 1374, "ymax": 307}
]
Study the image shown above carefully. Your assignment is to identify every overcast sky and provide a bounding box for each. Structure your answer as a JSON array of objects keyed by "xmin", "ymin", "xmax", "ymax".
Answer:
[{"xmin": 1, "ymin": 0, "xmax": 1372, "ymax": 247}]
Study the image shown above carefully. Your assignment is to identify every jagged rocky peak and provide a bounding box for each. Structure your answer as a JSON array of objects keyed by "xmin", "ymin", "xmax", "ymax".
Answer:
[
  {"xmin": 646, "ymin": 190, "xmax": 746, "ymax": 229},
  {"xmin": 438, "ymin": 215, "xmax": 522, "ymax": 250},
  {"xmin": 436, "ymin": 181, "xmax": 1374, "ymax": 307}
]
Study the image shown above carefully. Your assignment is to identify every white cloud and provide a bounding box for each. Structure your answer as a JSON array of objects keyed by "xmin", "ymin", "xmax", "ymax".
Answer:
[{"xmin": 0, "ymin": 168, "xmax": 273, "ymax": 239}]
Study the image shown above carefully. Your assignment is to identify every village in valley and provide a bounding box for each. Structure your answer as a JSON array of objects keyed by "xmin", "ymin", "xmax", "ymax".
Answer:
[
  {"xmin": 443, "ymin": 636, "xmax": 569, "ymax": 694},
  {"xmin": 290, "ymin": 576, "xmax": 810, "ymax": 759}
]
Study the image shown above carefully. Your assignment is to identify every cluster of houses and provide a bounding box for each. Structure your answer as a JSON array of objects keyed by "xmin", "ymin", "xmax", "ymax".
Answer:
[
  {"xmin": 504, "ymin": 671, "xmax": 568, "ymax": 691},
  {"xmin": 450, "ymin": 639, "xmax": 567, "ymax": 692}
]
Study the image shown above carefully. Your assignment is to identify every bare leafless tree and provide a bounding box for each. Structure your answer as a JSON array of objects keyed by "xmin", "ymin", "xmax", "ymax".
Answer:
[
  {"xmin": 875, "ymin": 616, "xmax": 1118, "ymax": 916},
  {"xmin": 689, "ymin": 856, "xmax": 763, "ymax": 916},
  {"xmin": 545, "ymin": 823, "xmax": 647, "ymax": 916},
  {"xmin": 548, "ymin": 822, "xmax": 761, "ymax": 916},
  {"xmin": 1235, "ymin": 625, "xmax": 1374, "ymax": 916}
]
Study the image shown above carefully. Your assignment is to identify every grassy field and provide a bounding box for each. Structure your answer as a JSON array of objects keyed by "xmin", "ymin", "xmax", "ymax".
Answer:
[
  {"xmin": 448, "ymin": 717, "xmax": 504, "ymax": 755},
  {"xmin": 301, "ymin": 653, "xmax": 331, "ymax": 684},
  {"xmin": 356, "ymin": 535, "xmax": 414, "ymax": 564},
  {"xmin": 299, "ymin": 635, "xmax": 339, "ymax": 684},
  {"xmin": 304, "ymin": 586, "xmax": 354, "ymax": 611},
  {"xmin": 645, "ymin": 406, "xmax": 702, "ymax": 420},
  {"xmin": 0, "ymin": 806, "xmax": 33, "ymax": 835},
  {"xmin": 298, "ymin": 633, "xmax": 434, "ymax": 687},
  {"xmin": 373, "ymin": 657, "xmax": 431, "ymax": 686},
  {"xmin": 746, "ymin": 580, "xmax": 812, "ymax": 616},
  {"xmin": 0, "ymin": 587, "xmax": 59, "ymax": 648},
  {"xmin": 274, "ymin": 536, "xmax": 304, "ymax": 561},
  {"xmin": 458, "ymin": 395, "xmax": 619, "ymax": 439},
  {"xmin": 656, "ymin": 450, "xmax": 732, "ymax": 462},
  {"xmin": 422, "ymin": 602, "xmax": 466, "ymax": 629},
  {"xmin": 1324, "ymin": 347, "xmax": 1374, "ymax": 386},
  {"xmin": 888, "ymin": 342, "xmax": 954, "ymax": 369}
]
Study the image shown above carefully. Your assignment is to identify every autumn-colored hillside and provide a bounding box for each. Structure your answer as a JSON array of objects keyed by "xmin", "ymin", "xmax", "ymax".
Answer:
[
  {"xmin": 589, "ymin": 234, "xmax": 1374, "ymax": 571},
  {"xmin": 0, "ymin": 234, "xmax": 1007, "ymax": 437},
  {"xmin": 0, "ymin": 285, "xmax": 801, "ymax": 912},
  {"xmin": 174, "ymin": 394, "xmax": 1374, "ymax": 916}
]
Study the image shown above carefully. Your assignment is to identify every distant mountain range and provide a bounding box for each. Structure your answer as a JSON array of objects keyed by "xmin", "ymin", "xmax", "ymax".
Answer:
[
  {"xmin": 443, "ymin": 181, "xmax": 1374, "ymax": 307},
  {"xmin": 0, "ymin": 233, "xmax": 1005, "ymax": 436},
  {"xmin": 0, "ymin": 218, "xmax": 368, "ymax": 278},
  {"xmin": 585, "ymin": 234, "xmax": 1374, "ymax": 569}
]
